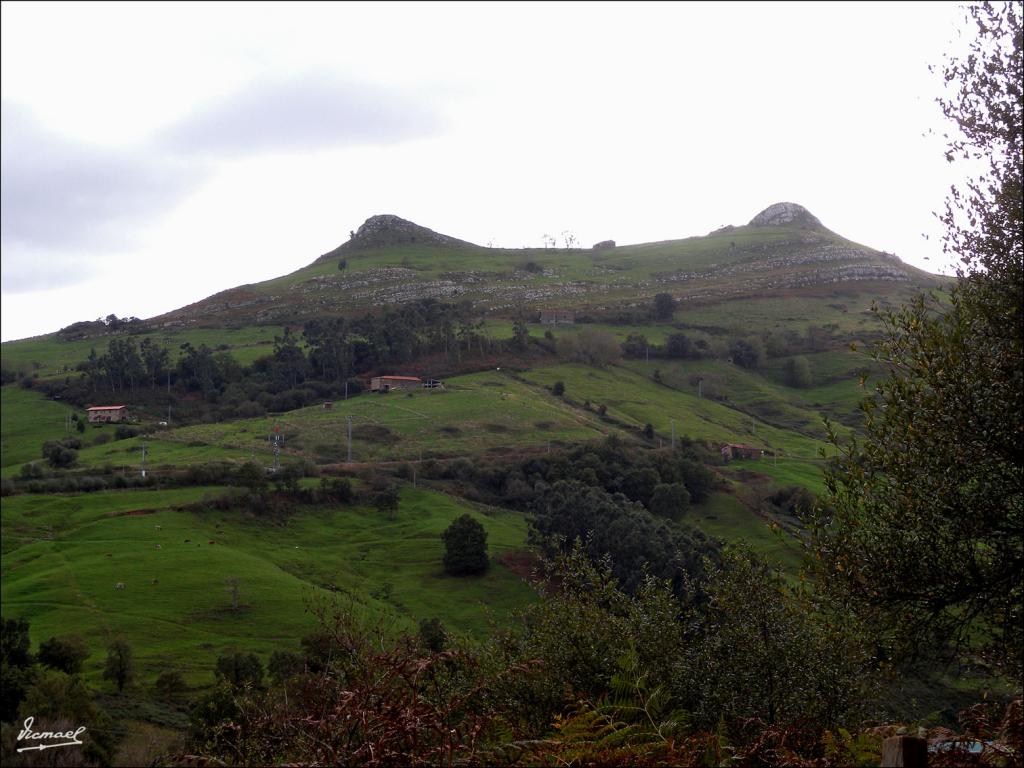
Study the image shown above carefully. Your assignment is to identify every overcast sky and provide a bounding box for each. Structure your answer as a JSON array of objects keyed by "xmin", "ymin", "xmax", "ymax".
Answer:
[{"xmin": 1, "ymin": 1, "xmax": 976, "ymax": 342}]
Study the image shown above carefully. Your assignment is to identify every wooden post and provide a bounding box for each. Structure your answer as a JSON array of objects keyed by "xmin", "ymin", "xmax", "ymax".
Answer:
[{"xmin": 881, "ymin": 736, "xmax": 927, "ymax": 767}]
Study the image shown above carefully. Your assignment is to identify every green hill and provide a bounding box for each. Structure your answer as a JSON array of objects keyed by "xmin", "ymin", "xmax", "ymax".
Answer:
[
  {"xmin": 137, "ymin": 203, "xmax": 938, "ymax": 330},
  {"xmin": 0, "ymin": 201, "xmax": 943, "ymax": 699}
]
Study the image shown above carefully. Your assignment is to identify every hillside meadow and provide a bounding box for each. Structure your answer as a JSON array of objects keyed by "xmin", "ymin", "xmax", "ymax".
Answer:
[{"xmin": 1, "ymin": 485, "xmax": 534, "ymax": 687}]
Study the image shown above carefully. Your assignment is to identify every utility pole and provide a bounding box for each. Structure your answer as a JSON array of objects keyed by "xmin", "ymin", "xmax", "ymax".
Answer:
[
  {"xmin": 270, "ymin": 426, "xmax": 282, "ymax": 472},
  {"xmin": 141, "ymin": 441, "xmax": 147, "ymax": 478},
  {"xmin": 346, "ymin": 415, "xmax": 353, "ymax": 463},
  {"xmin": 344, "ymin": 380, "xmax": 348, "ymax": 400}
]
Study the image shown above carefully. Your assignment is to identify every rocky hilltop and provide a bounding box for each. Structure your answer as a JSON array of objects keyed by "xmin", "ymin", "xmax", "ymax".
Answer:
[
  {"xmin": 749, "ymin": 202, "xmax": 824, "ymax": 229},
  {"xmin": 318, "ymin": 214, "xmax": 476, "ymax": 261}
]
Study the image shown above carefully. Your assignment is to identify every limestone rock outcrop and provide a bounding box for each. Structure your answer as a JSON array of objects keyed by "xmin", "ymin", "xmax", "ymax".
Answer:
[{"xmin": 749, "ymin": 202, "xmax": 823, "ymax": 229}]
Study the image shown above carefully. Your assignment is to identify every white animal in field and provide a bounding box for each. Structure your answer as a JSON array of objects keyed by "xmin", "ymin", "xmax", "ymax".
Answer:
[{"xmin": 115, "ymin": 582, "xmax": 125, "ymax": 590}]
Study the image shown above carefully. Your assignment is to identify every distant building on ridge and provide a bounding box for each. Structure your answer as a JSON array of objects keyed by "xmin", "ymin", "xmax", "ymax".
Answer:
[{"xmin": 87, "ymin": 405, "xmax": 128, "ymax": 423}]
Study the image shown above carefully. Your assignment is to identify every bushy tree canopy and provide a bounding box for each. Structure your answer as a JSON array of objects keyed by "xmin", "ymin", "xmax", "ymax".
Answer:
[
  {"xmin": 442, "ymin": 514, "xmax": 489, "ymax": 576},
  {"xmin": 814, "ymin": 1, "xmax": 1022, "ymax": 676}
]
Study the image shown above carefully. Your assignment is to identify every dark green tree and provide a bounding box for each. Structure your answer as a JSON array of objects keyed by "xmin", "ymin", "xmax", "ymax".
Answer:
[
  {"xmin": 37, "ymin": 635, "xmax": 90, "ymax": 675},
  {"xmin": 268, "ymin": 650, "xmax": 305, "ymax": 685},
  {"xmin": 783, "ymin": 355, "xmax": 812, "ymax": 388},
  {"xmin": 155, "ymin": 670, "xmax": 188, "ymax": 700},
  {"xmin": 140, "ymin": 336, "xmax": 170, "ymax": 390},
  {"xmin": 512, "ymin": 315, "xmax": 530, "ymax": 351},
  {"xmin": 620, "ymin": 333, "xmax": 649, "ymax": 358},
  {"xmin": 300, "ymin": 630, "xmax": 336, "ymax": 674},
  {"xmin": 270, "ymin": 328, "xmax": 309, "ymax": 391},
  {"xmin": 17, "ymin": 669, "xmax": 118, "ymax": 764},
  {"xmin": 688, "ymin": 549, "xmax": 873, "ymax": 732},
  {"xmin": 177, "ymin": 342, "xmax": 222, "ymax": 400},
  {"xmin": 653, "ymin": 292, "xmax": 675, "ymax": 320},
  {"xmin": 42, "ymin": 439, "xmax": 78, "ymax": 469},
  {"xmin": 373, "ymin": 485, "xmax": 400, "ymax": 519},
  {"xmin": 813, "ymin": 1, "xmax": 1022, "ymax": 675},
  {"xmin": 103, "ymin": 637, "xmax": 134, "ymax": 693},
  {"xmin": 417, "ymin": 618, "xmax": 447, "ymax": 653},
  {"xmin": 272, "ymin": 462, "xmax": 304, "ymax": 494},
  {"xmin": 729, "ymin": 338, "xmax": 764, "ymax": 369},
  {"xmin": 649, "ymin": 482, "xmax": 690, "ymax": 522},
  {"xmin": 1, "ymin": 618, "xmax": 35, "ymax": 723},
  {"xmin": 235, "ymin": 461, "xmax": 268, "ymax": 494},
  {"xmin": 529, "ymin": 480, "xmax": 716, "ymax": 598},
  {"xmin": 98, "ymin": 337, "xmax": 144, "ymax": 392},
  {"xmin": 677, "ymin": 457, "xmax": 716, "ymax": 504},
  {"xmin": 620, "ymin": 466, "xmax": 660, "ymax": 507},
  {"xmin": 664, "ymin": 332, "xmax": 693, "ymax": 359},
  {"xmin": 552, "ymin": 380, "xmax": 565, "ymax": 397},
  {"xmin": 442, "ymin": 514, "xmax": 489, "ymax": 576},
  {"xmin": 215, "ymin": 651, "xmax": 263, "ymax": 690}
]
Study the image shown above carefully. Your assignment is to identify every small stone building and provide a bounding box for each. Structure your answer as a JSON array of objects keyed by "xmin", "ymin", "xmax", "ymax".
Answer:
[
  {"xmin": 721, "ymin": 443, "xmax": 762, "ymax": 462},
  {"xmin": 540, "ymin": 309, "xmax": 575, "ymax": 325},
  {"xmin": 87, "ymin": 405, "xmax": 128, "ymax": 423},
  {"xmin": 370, "ymin": 375, "xmax": 422, "ymax": 393}
]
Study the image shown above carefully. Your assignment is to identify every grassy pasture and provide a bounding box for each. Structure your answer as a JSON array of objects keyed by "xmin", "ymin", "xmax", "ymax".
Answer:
[
  {"xmin": 518, "ymin": 363, "xmax": 830, "ymax": 459},
  {"xmin": 1, "ymin": 325, "xmax": 286, "ymax": 382},
  {"xmin": 0, "ymin": 486, "xmax": 227, "ymax": 555},
  {"xmin": 624, "ymin": 356, "xmax": 861, "ymax": 443},
  {"xmin": 485, "ymin": 320, "xmax": 685, "ymax": 346},
  {"xmin": 1, "ymin": 432, "xmax": 274, "ymax": 479},
  {"xmin": 690, "ymin": 492, "xmax": 804, "ymax": 577},
  {"xmin": 1, "ymin": 486, "xmax": 533, "ymax": 687},
  {"xmin": 165, "ymin": 371, "xmax": 620, "ymax": 464},
  {"xmin": 726, "ymin": 456, "xmax": 830, "ymax": 497},
  {"xmin": 1, "ymin": 385, "xmax": 76, "ymax": 467}
]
